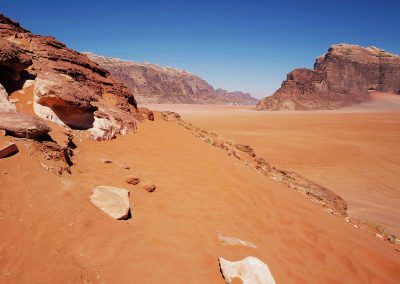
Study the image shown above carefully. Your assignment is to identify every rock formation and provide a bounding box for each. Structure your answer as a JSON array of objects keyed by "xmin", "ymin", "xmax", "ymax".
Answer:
[
  {"xmin": 0, "ymin": 111, "xmax": 51, "ymax": 138},
  {"xmin": 0, "ymin": 14, "xmax": 143, "ymax": 140},
  {"xmin": 85, "ymin": 53, "xmax": 259, "ymax": 105},
  {"xmin": 219, "ymin": 257, "xmax": 276, "ymax": 284},
  {"xmin": 90, "ymin": 186, "xmax": 131, "ymax": 220},
  {"xmin": 257, "ymin": 44, "xmax": 400, "ymax": 110}
]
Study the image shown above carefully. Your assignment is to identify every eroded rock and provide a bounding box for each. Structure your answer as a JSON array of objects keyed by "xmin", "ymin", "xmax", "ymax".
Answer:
[
  {"xmin": 219, "ymin": 257, "xmax": 276, "ymax": 284},
  {"xmin": 0, "ymin": 14, "xmax": 143, "ymax": 140},
  {"xmin": 90, "ymin": 186, "xmax": 130, "ymax": 220},
  {"xmin": 0, "ymin": 111, "xmax": 51, "ymax": 138}
]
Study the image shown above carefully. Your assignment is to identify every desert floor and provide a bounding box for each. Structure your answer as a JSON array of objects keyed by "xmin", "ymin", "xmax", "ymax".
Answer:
[
  {"xmin": 145, "ymin": 93, "xmax": 400, "ymax": 237},
  {"xmin": 1, "ymin": 91, "xmax": 400, "ymax": 283}
]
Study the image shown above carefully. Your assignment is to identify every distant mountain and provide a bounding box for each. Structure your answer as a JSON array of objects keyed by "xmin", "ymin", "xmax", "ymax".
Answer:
[
  {"xmin": 256, "ymin": 44, "xmax": 400, "ymax": 111},
  {"xmin": 85, "ymin": 53, "xmax": 258, "ymax": 105}
]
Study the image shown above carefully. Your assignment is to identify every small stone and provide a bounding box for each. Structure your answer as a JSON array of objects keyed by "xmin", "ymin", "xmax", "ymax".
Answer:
[
  {"xmin": 143, "ymin": 184, "xmax": 156, "ymax": 192},
  {"xmin": 126, "ymin": 177, "xmax": 140, "ymax": 186},
  {"xmin": 0, "ymin": 143, "xmax": 18, "ymax": 159},
  {"xmin": 0, "ymin": 130, "xmax": 5, "ymax": 136}
]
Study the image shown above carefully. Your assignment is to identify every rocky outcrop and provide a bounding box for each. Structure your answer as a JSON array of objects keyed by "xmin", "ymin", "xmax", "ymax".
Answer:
[
  {"xmin": 85, "ymin": 53, "xmax": 259, "ymax": 105},
  {"xmin": 90, "ymin": 186, "xmax": 130, "ymax": 220},
  {"xmin": 257, "ymin": 44, "xmax": 400, "ymax": 110},
  {"xmin": 0, "ymin": 111, "xmax": 51, "ymax": 138},
  {"xmin": 0, "ymin": 14, "xmax": 142, "ymax": 140},
  {"xmin": 219, "ymin": 257, "xmax": 276, "ymax": 284}
]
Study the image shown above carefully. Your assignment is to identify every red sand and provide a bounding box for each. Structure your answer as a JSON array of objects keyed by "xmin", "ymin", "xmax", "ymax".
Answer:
[
  {"xmin": 145, "ymin": 94, "xmax": 400, "ymax": 236},
  {"xmin": 1, "ymin": 111, "xmax": 399, "ymax": 283}
]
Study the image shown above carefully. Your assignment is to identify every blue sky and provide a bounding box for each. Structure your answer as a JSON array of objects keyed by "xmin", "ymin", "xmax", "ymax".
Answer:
[{"xmin": 2, "ymin": 0, "xmax": 399, "ymax": 98}]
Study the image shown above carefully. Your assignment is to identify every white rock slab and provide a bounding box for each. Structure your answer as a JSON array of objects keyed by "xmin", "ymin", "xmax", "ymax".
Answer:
[
  {"xmin": 219, "ymin": 256, "xmax": 276, "ymax": 284},
  {"xmin": 90, "ymin": 186, "xmax": 130, "ymax": 220},
  {"xmin": 217, "ymin": 231, "xmax": 257, "ymax": 248}
]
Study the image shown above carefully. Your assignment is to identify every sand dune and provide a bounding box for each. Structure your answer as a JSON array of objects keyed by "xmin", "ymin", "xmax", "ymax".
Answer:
[
  {"xmin": 145, "ymin": 93, "xmax": 400, "ymax": 238},
  {"xmin": 1, "ymin": 108, "xmax": 400, "ymax": 283}
]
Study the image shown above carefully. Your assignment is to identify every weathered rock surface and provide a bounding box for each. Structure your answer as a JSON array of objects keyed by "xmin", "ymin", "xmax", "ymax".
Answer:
[
  {"xmin": 0, "ymin": 111, "xmax": 51, "ymax": 138},
  {"xmin": 0, "ymin": 14, "xmax": 143, "ymax": 140},
  {"xmin": 90, "ymin": 186, "xmax": 130, "ymax": 220},
  {"xmin": 85, "ymin": 53, "xmax": 259, "ymax": 105},
  {"xmin": 257, "ymin": 44, "xmax": 400, "ymax": 110},
  {"xmin": 0, "ymin": 82, "xmax": 15, "ymax": 111},
  {"xmin": 0, "ymin": 142, "xmax": 18, "ymax": 158},
  {"xmin": 0, "ymin": 38, "xmax": 32, "ymax": 72},
  {"xmin": 219, "ymin": 257, "xmax": 276, "ymax": 284}
]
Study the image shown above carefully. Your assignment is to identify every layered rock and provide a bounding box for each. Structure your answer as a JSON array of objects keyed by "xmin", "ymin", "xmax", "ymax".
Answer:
[
  {"xmin": 257, "ymin": 44, "xmax": 400, "ymax": 110},
  {"xmin": 0, "ymin": 14, "xmax": 142, "ymax": 140},
  {"xmin": 85, "ymin": 53, "xmax": 259, "ymax": 105}
]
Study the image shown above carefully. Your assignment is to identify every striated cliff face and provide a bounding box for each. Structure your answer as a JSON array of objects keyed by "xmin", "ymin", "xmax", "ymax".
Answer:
[
  {"xmin": 0, "ymin": 14, "xmax": 144, "ymax": 140},
  {"xmin": 85, "ymin": 53, "xmax": 259, "ymax": 105},
  {"xmin": 256, "ymin": 44, "xmax": 400, "ymax": 110}
]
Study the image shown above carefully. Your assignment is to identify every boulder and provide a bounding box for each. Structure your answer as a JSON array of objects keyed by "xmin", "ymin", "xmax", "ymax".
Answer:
[
  {"xmin": 90, "ymin": 186, "xmax": 130, "ymax": 220},
  {"xmin": 257, "ymin": 44, "xmax": 400, "ymax": 110},
  {"xmin": 0, "ymin": 111, "xmax": 51, "ymax": 138},
  {"xmin": 0, "ymin": 143, "xmax": 18, "ymax": 158},
  {"xmin": 219, "ymin": 257, "xmax": 276, "ymax": 284}
]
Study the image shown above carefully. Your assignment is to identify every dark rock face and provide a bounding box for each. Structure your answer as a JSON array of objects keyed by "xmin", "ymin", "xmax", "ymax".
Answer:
[
  {"xmin": 257, "ymin": 44, "xmax": 400, "ymax": 110},
  {"xmin": 85, "ymin": 53, "xmax": 259, "ymax": 105},
  {"xmin": 0, "ymin": 14, "xmax": 142, "ymax": 140}
]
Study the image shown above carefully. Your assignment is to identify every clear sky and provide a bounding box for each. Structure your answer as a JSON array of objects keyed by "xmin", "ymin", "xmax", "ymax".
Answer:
[{"xmin": 2, "ymin": 0, "xmax": 399, "ymax": 98}]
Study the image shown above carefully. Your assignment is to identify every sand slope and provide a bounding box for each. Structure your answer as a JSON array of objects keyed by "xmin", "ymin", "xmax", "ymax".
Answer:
[
  {"xmin": 1, "ymin": 111, "xmax": 399, "ymax": 283},
  {"xmin": 145, "ymin": 94, "xmax": 400, "ymax": 238}
]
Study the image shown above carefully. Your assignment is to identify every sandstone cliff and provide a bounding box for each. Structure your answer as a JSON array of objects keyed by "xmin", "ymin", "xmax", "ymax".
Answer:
[
  {"xmin": 85, "ymin": 53, "xmax": 258, "ymax": 105},
  {"xmin": 256, "ymin": 44, "xmax": 400, "ymax": 110},
  {"xmin": 0, "ymin": 14, "xmax": 143, "ymax": 140}
]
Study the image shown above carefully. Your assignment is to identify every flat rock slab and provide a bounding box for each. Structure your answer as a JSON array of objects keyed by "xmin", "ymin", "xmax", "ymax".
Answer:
[
  {"xmin": 90, "ymin": 186, "xmax": 130, "ymax": 220},
  {"xmin": 0, "ymin": 111, "xmax": 51, "ymax": 138},
  {"xmin": 0, "ymin": 143, "xmax": 18, "ymax": 158},
  {"xmin": 217, "ymin": 232, "xmax": 257, "ymax": 248},
  {"xmin": 219, "ymin": 257, "xmax": 276, "ymax": 284}
]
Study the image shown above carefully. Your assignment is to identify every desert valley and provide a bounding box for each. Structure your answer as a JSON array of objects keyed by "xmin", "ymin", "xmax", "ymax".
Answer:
[{"xmin": 1, "ymin": 5, "xmax": 400, "ymax": 284}]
